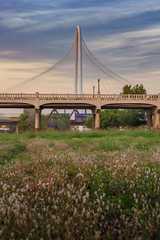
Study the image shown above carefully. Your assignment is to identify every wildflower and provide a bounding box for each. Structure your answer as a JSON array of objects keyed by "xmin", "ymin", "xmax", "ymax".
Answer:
[
  {"xmin": 95, "ymin": 230, "xmax": 101, "ymax": 239},
  {"xmin": 133, "ymin": 193, "xmax": 136, "ymax": 198},
  {"xmin": 86, "ymin": 192, "xmax": 89, "ymax": 198}
]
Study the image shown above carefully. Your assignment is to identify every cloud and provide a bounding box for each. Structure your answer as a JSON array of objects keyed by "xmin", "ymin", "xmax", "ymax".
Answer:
[
  {"xmin": 1, "ymin": 0, "xmax": 160, "ymax": 34},
  {"xmin": 0, "ymin": 50, "xmax": 21, "ymax": 57},
  {"xmin": 0, "ymin": 59, "xmax": 51, "ymax": 92},
  {"xmin": 87, "ymin": 26, "xmax": 160, "ymax": 74},
  {"xmin": 0, "ymin": 0, "xmax": 160, "ymax": 94}
]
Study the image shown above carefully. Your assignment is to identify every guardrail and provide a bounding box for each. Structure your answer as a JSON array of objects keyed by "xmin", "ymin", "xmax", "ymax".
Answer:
[
  {"xmin": 0, "ymin": 93, "xmax": 158, "ymax": 101},
  {"xmin": 38, "ymin": 94, "xmax": 97, "ymax": 100},
  {"xmin": 0, "ymin": 93, "xmax": 35, "ymax": 100},
  {"xmin": 101, "ymin": 94, "xmax": 158, "ymax": 100}
]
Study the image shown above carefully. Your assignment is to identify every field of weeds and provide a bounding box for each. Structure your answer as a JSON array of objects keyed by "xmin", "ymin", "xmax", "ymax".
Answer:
[{"xmin": 0, "ymin": 130, "xmax": 160, "ymax": 239}]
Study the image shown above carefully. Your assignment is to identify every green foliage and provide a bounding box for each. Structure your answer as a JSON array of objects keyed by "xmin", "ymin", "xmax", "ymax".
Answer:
[
  {"xmin": 18, "ymin": 110, "xmax": 30, "ymax": 132},
  {"xmin": 86, "ymin": 84, "xmax": 147, "ymax": 129},
  {"xmin": 86, "ymin": 115, "xmax": 93, "ymax": 128},
  {"xmin": 18, "ymin": 109, "xmax": 38, "ymax": 132},
  {"xmin": 23, "ymin": 130, "xmax": 106, "ymax": 141},
  {"xmin": 97, "ymin": 139, "xmax": 121, "ymax": 151},
  {"xmin": 41, "ymin": 114, "xmax": 48, "ymax": 130},
  {"xmin": 122, "ymin": 84, "xmax": 147, "ymax": 94},
  {"xmin": 46, "ymin": 114, "xmax": 70, "ymax": 131},
  {"xmin": 0, "ymin": 141, "xmax": 26, "ymax": 165},
  {"xmin": 18, "ymin": 111, "xmax": 69, "ymax": 132},
  {"xmin": 0, "ymin": 131, "xmax": 160, "ymax": 239},
  {"xmin": 85, "ymin": 109, "xmax": 146, "ymax": 129},
  {"xmin": 8, "ymin": 125, "xmax": 16, "ymax": 133},
  {"xmin": 122, "ymin": 84, "xmax": 147, "ymax": 127},
  {"xmin": 100, "ymin": 109, "xmax": 120, "ymax": 129},
  {"xmin": 117, "ymin": 109, "xmax": 146, "ymax": 127}
]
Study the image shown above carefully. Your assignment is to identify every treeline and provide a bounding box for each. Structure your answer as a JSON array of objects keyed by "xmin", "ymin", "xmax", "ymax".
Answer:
[
  {"xmin": 86, "ymin": 109, "xmax": 146, "ymax": 129},
  {"xmin": 18, "ymin": 84, "xmax": 147, "ymax": 132},
  {"xmin": 87, "ymin": 83, "xmax": 147, "ymax": 129},
  {"xmin": 18, "ymin": 110, "xmax": 70, "ymax": 132}
]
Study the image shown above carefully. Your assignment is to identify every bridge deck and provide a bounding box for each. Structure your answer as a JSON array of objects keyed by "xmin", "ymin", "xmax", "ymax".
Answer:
[{"xmin": 0, "ymin": 93, "xmax": 159, "ymax": 110}]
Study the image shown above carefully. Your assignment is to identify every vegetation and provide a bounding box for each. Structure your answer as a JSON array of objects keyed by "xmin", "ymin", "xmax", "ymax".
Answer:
[
  {"xmin": 0, "ymin": 130, "xmax": 160, "ymax": 239},
  {"xmin": 86, "ymin": 109, "xmax": 146, "ymax": 129},
  {"xmin": 86, "ymin": 84, "xmax": 147, "ymax": 129},
  {"xmin": 121, "ymin": 84, "xmax": 147, "ymax": 127},
  {"xmin": 18, "ymin": 111, "xmax": 70, "ymax": 132},
  {"xmin": 122, "ymin": 84, "xmax": 146, "ymax": 94},
  {"xmin": 46, "ymin": 114, "xmax": 70, "ymax": 131},
  {"xmin": 18, "ymin": 110, "xmax": 32, "ymax": 132}
]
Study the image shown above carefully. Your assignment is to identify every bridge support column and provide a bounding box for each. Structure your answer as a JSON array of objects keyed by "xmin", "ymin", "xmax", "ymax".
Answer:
[
  {"xmin": 153, "ymin": 107, "xmax": 159, "ymax": 131},
  {"xmin": 35, "ymin": 108, "xmax": 41, "ymax": 132},
  {"xmin": 16, "ymin": 125, "xmax": 19, "ymax": 134},
  {"xmin": 95, "ymin": 109, "xmax": 100, "ymax": 130},
  {"xmin": 92, "ymin": 109, "xmax": 95, "ymax": 130},
  {"xmin": 146, "ymin": 109, "xmax": 152, "ymax": 129},
  {"xmin": 92, "ymin": 108, "xmax": 100, "ymax": 130}
]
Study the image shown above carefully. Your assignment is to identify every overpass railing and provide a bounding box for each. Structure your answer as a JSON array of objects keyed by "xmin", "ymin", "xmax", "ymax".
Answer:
[
  {"xmin": 101, "ymin": 94, "xmax": 158, "ymax": 100},
  {"xmin": 0, "ymin": 93, "xmax": 158, "ymax": 101},
  {"xmin": 38, "ymin": 94, "xmax": 96, "ymax": 100},
  {"xmin": 0, "ymin": 93, "xmax": 35, "ymax": 100},
  {"xmin": 37, "ymin": 93, "xmax": 159, "ymax": 100}
]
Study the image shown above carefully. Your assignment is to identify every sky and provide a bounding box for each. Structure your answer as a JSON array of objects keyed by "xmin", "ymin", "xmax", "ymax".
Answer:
[{"xmin": 0, "ymin": 0, "xmax": 160, "ymax": 93}]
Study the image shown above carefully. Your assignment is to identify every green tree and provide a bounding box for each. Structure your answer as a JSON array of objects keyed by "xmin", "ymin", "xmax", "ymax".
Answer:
[
  {"xmin": 121, "ymin": 84, "xmax": 147, "ymax": 127},
  {"xmin": 86, "ymin": 115, "xmax": 93, "ymax": 128},
  {"xmin": 122, "ymin": 84, "xmax": 146, "ymax": 94},
  {"xmin": 18, "ymin": 110, "xmax": 30, "ymax": 132},
  {"xmin": 117, "ymin": 109, "xmax": 146, "ymax": 127},
  {"xmin": 86, "ymin": 110, "xmax": 120, "ymax": 129},
  {"xmin": 100, "ymin": 110, "xmax": 120, "ymax": 129},
  {"xmin": 46, "ymin": 114, "xmax": 70, "ymax": 131},
  {"xmin": 41, "ymin": 115, "xmax": 48, "ymax": 130},
  {"xmin": 86, "ymin": 84, "xmax": 147, "ymax": 129}
]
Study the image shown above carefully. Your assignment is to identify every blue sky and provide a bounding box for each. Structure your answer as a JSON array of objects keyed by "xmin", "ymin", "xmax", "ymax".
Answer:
[{"xmin": 0, "ymin": 0, "xmax": 160, "ymax": 93}]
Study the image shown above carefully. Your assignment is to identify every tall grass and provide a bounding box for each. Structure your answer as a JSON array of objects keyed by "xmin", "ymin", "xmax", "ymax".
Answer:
[{"xmin": 0, "ymin": 130, "xmax": 160, "ymax": 239}]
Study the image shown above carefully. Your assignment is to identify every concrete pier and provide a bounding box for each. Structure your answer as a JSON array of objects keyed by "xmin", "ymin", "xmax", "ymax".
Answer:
[{"xmin": 35, "ymin": 108, "xmax": 41, "ymax": 132}]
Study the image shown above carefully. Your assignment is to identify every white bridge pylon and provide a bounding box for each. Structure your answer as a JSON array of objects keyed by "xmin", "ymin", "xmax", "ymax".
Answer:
[
  {"xmin": 6, "ymin": 26, "xmax": 132, "ymax": 94},
  {"xmin": 75, "ymin": 26, "xmax": 82, "ymax": 94}
]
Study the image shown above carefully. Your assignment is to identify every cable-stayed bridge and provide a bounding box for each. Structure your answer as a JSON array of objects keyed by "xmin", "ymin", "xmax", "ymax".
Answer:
[
  {"xmin": 1, "ymin": 26, "xmax": 160, "ymax": 131},
  {"xmin": 6, "ymin": 26, "xmax": 131, "ymax": 95}
]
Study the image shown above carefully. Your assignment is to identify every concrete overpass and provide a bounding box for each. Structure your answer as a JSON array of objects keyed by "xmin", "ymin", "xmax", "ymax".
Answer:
[{"xmin": 0, "ymin": 92, "xmax": 159, "ymax": 131}]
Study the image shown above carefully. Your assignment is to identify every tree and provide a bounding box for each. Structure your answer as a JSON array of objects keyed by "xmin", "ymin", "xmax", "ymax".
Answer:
[
  {"xmin": 46, "ymin": 114, "xmax": 70, "ymax": 131},
  {"xmin": 122, "ymin": 84, "xmax": 146, "ymax": 94},
  {"xmin": 100, "ymin": 110, "xmax": 119, "ymax": 129},
  {"xmin": 18, "ymin": 111, "xmax": 69, "ymax": 132},
  {"xmin": 86, "ymin": 84, "xmax": 147, "ymax": 129},
  {"xmin": 86, "ymin": 110, "xmax": 120, "ymax": 129},
  {"xmin": 117, "ymin": 109, "xmax": 146, "ymax": 127},
  {"xmin": 86, "ymin": 115, "xmax": 93, "ymax": 128},
  {"xmin": 121, "ymin": 84, "xmax": 147, "ymax": 127},
  {"xmin": 41, "ymin": 115, "xmax": 48, "ymax": 130},
  {"xmin": 18, "ymin": 110, "xmax": 30, "ymax": 132}
]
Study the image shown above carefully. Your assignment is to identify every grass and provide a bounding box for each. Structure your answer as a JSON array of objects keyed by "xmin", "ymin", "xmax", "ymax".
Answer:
[{"xmin": 0, "ymin": 129, "xmax": 160, "ymax": 239}]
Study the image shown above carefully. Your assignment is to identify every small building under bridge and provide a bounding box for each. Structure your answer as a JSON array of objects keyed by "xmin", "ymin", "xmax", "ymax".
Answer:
[{"xmin": 0, "ymin": 113, "xmax": 20, "ymax": 133}]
